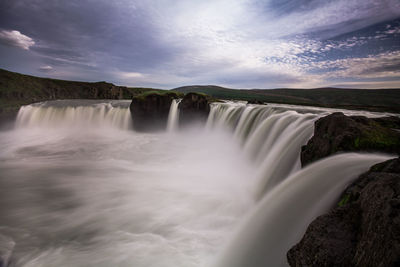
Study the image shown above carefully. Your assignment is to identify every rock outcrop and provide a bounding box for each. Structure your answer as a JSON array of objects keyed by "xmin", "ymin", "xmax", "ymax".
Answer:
[
  {"xmin": 178, "ymin": 92, "xmax": 211, "ymax": 127},
  {"xmin": 130, "ymin": 91, "xmax": 180, "ymax": 131},
  {"xmin": 247, "ymin": 99, "xmax": 264, "ymax": 105},
  {"xmin": 301, "ymin": 112, "xmax": 400, "ymax": 166},
  {"xmin": 287, "ymin": 157, "xmax": 400, "ymax": 267}
]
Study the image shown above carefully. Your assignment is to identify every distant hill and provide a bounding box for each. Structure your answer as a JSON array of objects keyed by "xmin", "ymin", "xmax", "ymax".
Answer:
[
  {"xmin": 0, "ymin": 68, "xmax": 162, "ymax": 122},
  {"xmin": 173, "ymin": 85, "xmax": 400, "ymax": 113}
]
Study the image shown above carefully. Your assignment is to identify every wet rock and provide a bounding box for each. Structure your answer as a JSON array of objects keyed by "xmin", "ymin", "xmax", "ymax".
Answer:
[
  {"xmin": 287, "ymin": 157, "xmax": 400, "ymax": 267},
  {"xmin": 301, "ymin": 112, "xmax": 400, "ymax": 166},
  {"xmin": 0, "ymin": 108, "xmax": 18, "ymax": 130},
  {"xmin": 178, "ymin": 92, "xmax": 211, "ymax": 127},
  {"xmin": 130, "ymin": 91, "xmax": 180, "ymax": 131},
  {"xmin": 247, "ymin": 99, "xmax": 264, "ymax": 105}
]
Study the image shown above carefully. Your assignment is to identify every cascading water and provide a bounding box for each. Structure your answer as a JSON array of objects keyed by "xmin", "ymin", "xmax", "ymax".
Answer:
[
  {"xmin": 203, "ymin": 102, "xmax": 396, "ymax": 266},
  {"xmin": 0, "ymin": 99, "xmax": 395, "ymax": 267},
  {"xmin": 167, "ymin": 99, "xmax": 181, "ymax": 132},
  {"xmin": 212, "ymin": 153, "xmax": 392, "ymax": 267},
  {"xmin": 206, "ymin": 102, "xmax": 319, "ymax": 197},
  {"xmin": 15, "ymin": 100, "xmax": 132, "ymax": 130}
]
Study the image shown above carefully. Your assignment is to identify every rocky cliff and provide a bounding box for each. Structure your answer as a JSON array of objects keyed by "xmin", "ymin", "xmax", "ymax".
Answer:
[
  {"xmin": 130, "ymin": 91, "xmax": 181, "ymax": 131},
  {"xmin": 129, "ymin": 91, "xmax": 212, "ymax": 131}
]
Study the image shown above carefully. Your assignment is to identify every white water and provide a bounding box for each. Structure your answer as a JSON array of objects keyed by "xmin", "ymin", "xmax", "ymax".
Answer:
[
  {"xmin": 16, "ymin": 100, "xmax": 132, "ymax": 130},
  {"xmin": 213, "ymin": 153, "xmax": 392, "ymax": 267},
  {"xmin": 0, "ymin": 100, "xmax": 395, "ymax": 267},
  {"xmin": 167, "ymin": 99, "xmax": 180, "ymax": 132}
]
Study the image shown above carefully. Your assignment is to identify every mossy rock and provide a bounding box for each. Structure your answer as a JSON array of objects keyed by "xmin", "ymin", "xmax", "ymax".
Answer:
[
  {"xmin": 301, "ymin": 112, "xmax": 400, "ymax": 166},
  {"xmin": 132, "ymin": 90, "xmax": 183, "ymax": 101}
]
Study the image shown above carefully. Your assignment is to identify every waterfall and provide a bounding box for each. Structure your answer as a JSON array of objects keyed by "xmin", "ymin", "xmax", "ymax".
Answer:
[
  {"xmin": 167, "ymin": 99, "xmax": 181, "ymax": 132},
  {"xmin": 15, "ymin": 100, "xmax": 132, "ymax": 130},
  {"xmin": 5, "ymin": 99, "xmax": 396, "ymax": 266},
  {"xmin": 205, "ymin": 102, "xmax": 393, "ymax": 198},
  {"xmin": 206, "ymin": 102, "xmax": 320, "ymax": 197},
  {"xmin": 212, "ymin": 153, "xmax": 392, "ymax": 267},
  {"xmin": 205, "ymin": 102, "xmax": 396, "ymax": 266}
]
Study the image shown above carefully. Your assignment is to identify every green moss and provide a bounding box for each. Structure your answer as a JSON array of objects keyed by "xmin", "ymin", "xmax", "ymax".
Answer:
[
  {"xmin": 186, "ymin": 91, "xmax": 208, "ymax": 97},
  {"xmin": 360, "ymin": 128, "xmax": 398, "ymax": 149},
  {"xmin": 338, "ymin": 194, "xmax": 351, "ymax": 207},
  {"xmin": 354, "ymin": 137, "xmax": 360, "ymax": 148},
  {"xmin": 133, "ymin": 90, "xmax": 183, "ymax": 101},
  {"xmin": 183, "ymin": 91, "xmax": 221, "ymax": 102},
  {"xmin": 351, "ymin": 121, "xmax": 399, "ymax": 152}
]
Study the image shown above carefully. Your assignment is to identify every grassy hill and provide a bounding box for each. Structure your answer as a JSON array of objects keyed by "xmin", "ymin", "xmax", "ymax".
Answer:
[{"xmin": 173, "ymin": 86, "xmax": 400, "ymax": 113}]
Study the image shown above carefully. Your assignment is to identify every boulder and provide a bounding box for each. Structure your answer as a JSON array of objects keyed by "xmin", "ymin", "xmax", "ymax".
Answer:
[
  {"xmin": 301, "ymin": 112, "xmax": 400, "ymax": 166},
  {"xmin": 130, "ymin": 91, "xmax": 180, "ymax": 131},
  {"xmin": 178, "ymin": 92, "xmax": 211, "ymax": 127},
  {"xmin": 287, "ymin": 157, "xmax": 400, "ymax": 267}
]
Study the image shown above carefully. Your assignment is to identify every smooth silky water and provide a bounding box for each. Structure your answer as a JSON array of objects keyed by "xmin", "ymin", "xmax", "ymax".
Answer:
[{"xmin": 0, "ymin": 100, "xmax": 395, "ymax": 266}]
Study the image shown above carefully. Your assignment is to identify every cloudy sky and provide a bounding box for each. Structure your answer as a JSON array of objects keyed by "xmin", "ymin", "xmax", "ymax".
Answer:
[{"xmin": 0, "ymin": 0, "xmax": 399, "ymax": 89}]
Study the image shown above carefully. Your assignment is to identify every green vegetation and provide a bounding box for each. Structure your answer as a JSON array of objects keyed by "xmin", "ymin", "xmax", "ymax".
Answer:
[
  {"xmin": 338, "ymin": 194, "xmax": 351, "ymax": 207},
  {"xmin": 354, "ymin": 121, "xmax": 400, "ymax": 151},
  {"xmin": 182, "ymin": 91, "xmax": 221, "ymax": 103},
  {"xmin": 133, "ymin": 90, "xmax": 183, "ymax": 100},
  {"xmin": 173, "ymin": 85, "xmax": 400, "ymax": 113},
  {"xmin": 0, "ymin": 68, "xmax": 164, "ymax": 121},
  {"xmin": 0, "ymin": 68, "xmax": 163, "ymax": 102}
]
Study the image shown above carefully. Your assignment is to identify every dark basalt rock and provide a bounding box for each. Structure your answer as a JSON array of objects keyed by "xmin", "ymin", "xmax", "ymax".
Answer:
[
  {"xmin": 130, "ymin": 91, "xmax": 180, "ymax": 131},
  {"xmin": 372, "ymin": 116, "xmax": 400, "ymax": 130},
  {"xmin": 287, "ymin": 157, "xmax": 400, "ymax": 267},
  {"xmin": 0, "ymin": 108, "xmax": 18, "ymax": 130},
  {"xmin": 301, "ymin": 112, "xmax": 400, "ymax": 166},
  {"xmin": 247, "ymin": 99, "xmax": 264, "ymax": 105},
  {"xmin": 178, "ymin": 92, "xmax": 211, "ymax": 126}
]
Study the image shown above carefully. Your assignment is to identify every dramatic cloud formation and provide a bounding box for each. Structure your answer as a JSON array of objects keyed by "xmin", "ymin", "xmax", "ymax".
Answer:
[
  {"xmin": 0, "ymin": 30, "xmax": 35, "ymax": 50},
  {"xmin": 0, "ymin": 0, "xmax": 399, "ymax": 88}
]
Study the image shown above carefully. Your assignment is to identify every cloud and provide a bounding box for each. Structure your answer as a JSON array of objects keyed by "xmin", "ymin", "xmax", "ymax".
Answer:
[
  {"xmin": 329, "ymin": 80, "xmax": 400, "ymax": 89},
  {"xmin": 384, "ymin": 26, "xmax": 400, "ymax": 35},
  {"xmin": 0, "ymin": 30, "xmax": 35, "ymax": 50},
  {"xmin": 0, "ymin": 0, "xmax": 399, "ymax": 88},
  {"xmin": 310, "ymin": 51, "xmax": 400, "ymax": 79},
  {"xmin": 117, "ymin": 71, "xmax": 144, "ymax": 78},
  {"xmin": 38, "ymin": 65, "xmax": 53, "ymax": 72}
]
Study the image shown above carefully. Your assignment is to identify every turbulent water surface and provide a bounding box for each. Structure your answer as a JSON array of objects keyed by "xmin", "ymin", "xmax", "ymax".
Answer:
[{"xmin": 0, "ymin": 100, "xmax": 395, "ymax": 267}]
